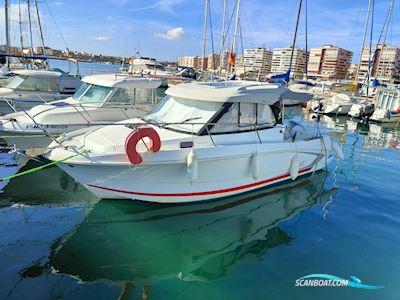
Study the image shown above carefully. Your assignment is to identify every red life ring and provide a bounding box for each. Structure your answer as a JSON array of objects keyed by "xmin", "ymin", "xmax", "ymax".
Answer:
[
  {"xmin": 397, "ymin": 107, "xmax": 400, "ymax": 113},
  {"xmin": 125, "ymin": 125, "xmax": 161, "ymax": 165}
]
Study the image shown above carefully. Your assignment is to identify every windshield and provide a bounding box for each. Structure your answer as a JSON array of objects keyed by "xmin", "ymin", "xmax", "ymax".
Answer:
[
  {"xmin": 6, "ymin": 75, "xmax": 25, "ymax": 89},
  {"xmin": 77, "ymin": 84, "xmax": 113, "ymax": 104},
  {"xmin": 145, "ymin": 96, "xmax": 222, "ymax": 133},
  {"xmin": 7, "ymin": 75, "xmax": 58, "ymax": 92},
  {"xmin": 145, "ymin": 64, "xmax": 165, "ymax": 71},
  {"xmin": 72, "ymin": 82, "xmax": 89, "ymax": 100}
]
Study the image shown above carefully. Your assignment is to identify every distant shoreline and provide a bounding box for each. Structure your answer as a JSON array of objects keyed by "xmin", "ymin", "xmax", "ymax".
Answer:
[{"xmin": 48, "ymin": 56, "xmax": 121, "ymax": 65}]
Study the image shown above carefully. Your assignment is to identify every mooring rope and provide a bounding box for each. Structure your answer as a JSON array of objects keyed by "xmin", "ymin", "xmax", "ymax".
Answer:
[{"xmin": 0, "ymin": 154, "xmax": 77, "ymax": 182}]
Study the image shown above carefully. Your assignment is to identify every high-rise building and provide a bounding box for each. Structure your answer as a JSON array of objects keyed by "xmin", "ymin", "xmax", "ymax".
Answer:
[
  {"xmin": 271, "ymin": 47, "xmax": 307, "ymax": 79},
  {"xmin": 195, "ymin": 56, "xmax": 208, "ymax": 70},
  {"xmin": 177, "ymin": 56, "xmax": 199, "ymax": 68},
  {"xmin": 357, "ymin": 44, "xmax": 400, "ymax": 84},
  {"xmin": 207, "ymin": 53, "xmax": 220, "ymax": 71},
  {"xmin": 242, "ymin": 48, "xmax": 273, "ymax": 78},
  {"xmin": 307, "ymin": 45, "xmax": 353, "ymax": 80}
]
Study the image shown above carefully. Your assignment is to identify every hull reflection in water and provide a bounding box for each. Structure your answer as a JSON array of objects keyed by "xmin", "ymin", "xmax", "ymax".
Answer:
[
  {"xmin": 1, "ymin": 161, "xmax": 98, "ymax": 205},
  {"xmin": 48, "ymin": 172, "xmax": 336, "ymax": 293}
]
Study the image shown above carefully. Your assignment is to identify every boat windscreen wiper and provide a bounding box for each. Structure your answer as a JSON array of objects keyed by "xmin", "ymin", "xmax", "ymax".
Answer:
[{"xmin": 179, "ymin": 117, "xmax": 202, "ymax": 124}]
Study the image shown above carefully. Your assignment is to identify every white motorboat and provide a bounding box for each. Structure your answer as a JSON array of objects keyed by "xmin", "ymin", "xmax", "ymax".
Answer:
[
  {"xmin": 129, "ymin": 57, "xmax": 177, "ymax": 87},
  {"xmin": 45, "ymin": 81, "xmax": 342, "ymax": 203},
  {"xmin": 0, "ymin": 69, "xmax": 82, "ymax": 114},
  {"xmin": 313, "ymin": 93, "xmax": 356, "ymax": 115},
  {"xmin": 370, "ymin": 88, "xmax": 400, "ymax": 123},
  {"xmin": 0, "ymin": 73, "xmax": 162, "ymax": 153},
  {"xmin": 348, "ymin": 100, "xmax": 375, "ymax": 119}
]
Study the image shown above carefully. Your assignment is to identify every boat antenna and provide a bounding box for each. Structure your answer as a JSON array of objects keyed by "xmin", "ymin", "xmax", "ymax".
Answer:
[
  {"xmin": 34, "ymin": 0, "xmax": 46, "ymax": 58},
  {"xmin": 354, "ymin": 0, "xmax": 373, "ymax": 90},
  {"xmin": 201, "ymin": 0, "xmax": 209, "ymax": 74},
  {"xmin": 4, "ymin": 0, "xmax": 10, "ymax": 68},
  {"xmin": 288, "ymin": 0, "xmax": 303, "ymax": 84}
]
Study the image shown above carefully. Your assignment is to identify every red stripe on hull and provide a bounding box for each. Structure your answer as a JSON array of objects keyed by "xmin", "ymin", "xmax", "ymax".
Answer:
[{"xmin": 87, "ymin": 168, "xmax": 312, "ymax": 198}]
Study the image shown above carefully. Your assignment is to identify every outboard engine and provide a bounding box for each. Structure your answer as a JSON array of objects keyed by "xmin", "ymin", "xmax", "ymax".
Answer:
[{"xmin": 284, "ymin": 121, "xmax": 308, "ymax": 141}]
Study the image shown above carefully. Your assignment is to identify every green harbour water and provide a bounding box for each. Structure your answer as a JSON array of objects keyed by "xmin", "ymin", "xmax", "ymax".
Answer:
[{"xmin": 0, "ymin": 62, "xmax": 399, "ymax": 299}]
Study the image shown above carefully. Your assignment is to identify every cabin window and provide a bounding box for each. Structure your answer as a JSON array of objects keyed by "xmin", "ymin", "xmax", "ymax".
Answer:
[
  {"xmin": 79, "ymin": 84, "xmax": 113, "ymax": 104},
  {"xmin": 106, "ymin": 88, "xmax": 133, "ymax": 105},
  {"xmin": 145, "ymin": 96, "xmax": 221, "ymax": 134},
  {"xmin": 11, "ymin": 76, "xmax": 58, "ymax": 92},
  {"xmin": 239, "ymin": 103, "xmax": 257, "ymax": 127},
  {"xmin": 72, "ymin": 83, "xmax": 89, "ymax": 100},
  {"xmin": 210, "ymin": 102, "xmax": 276, "ymax": 134},
  {"xmin": 105, "ymin": 88, "xmax": 155, "ymax": 106}
]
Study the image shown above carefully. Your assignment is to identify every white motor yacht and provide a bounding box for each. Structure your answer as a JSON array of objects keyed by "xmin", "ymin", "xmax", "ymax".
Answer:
[
  {"xmin": 129, "ymin": 57, "xmax": 177, "ymax": 86},
  {"xmin": 0, "ymin": 69, "xmax": 82, "ymax": 114},
  {"xmin": 45, "ymin": 81, "xmax": 342, "ymax": 203},
  {"xmin": 313, "ymin": 93, "xmax": 356, "ymax": 115},
  {"xmin": 0, "ymin": 73, "xmax": 162, "ymax": 153},
  {"xmin": 370, "ymin": 88, "xmax": 400, "ymax": 123}
]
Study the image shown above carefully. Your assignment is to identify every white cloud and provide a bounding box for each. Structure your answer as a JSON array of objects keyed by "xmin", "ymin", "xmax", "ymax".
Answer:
[
  {"xmin": 54, "ymin": 1, "xmax": 63, "ymax": 5},
  {"xmin": 154, "ymin": 27, "xmax": 185, "ymax": 40},
  {"xmin": 90, "ymin": 35, "xmax": 112, "ymax": 41},
  {"xmin": 107, "ymin": 16, "xmax": 113, "ymax": 21},
  {"xmin": 130, "ymin": 0, "xmax": 186, "ymax": 14}
]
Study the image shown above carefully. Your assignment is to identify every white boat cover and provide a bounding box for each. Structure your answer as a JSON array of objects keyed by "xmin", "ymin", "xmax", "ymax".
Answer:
[{"xmin": 166, "ymin": 81, "xmax": 288, "ymax": 104}]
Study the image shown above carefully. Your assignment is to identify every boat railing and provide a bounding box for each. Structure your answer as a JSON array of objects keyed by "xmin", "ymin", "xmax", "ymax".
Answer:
[{"xmin": 29, "ymin": 120, "xmax": 283, "ymax": 149}]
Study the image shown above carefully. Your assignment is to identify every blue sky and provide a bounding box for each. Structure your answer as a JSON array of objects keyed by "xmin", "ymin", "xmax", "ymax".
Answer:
[{"xmin": 1, "ymin": 0, "xmax": 400, "ymax": 61}]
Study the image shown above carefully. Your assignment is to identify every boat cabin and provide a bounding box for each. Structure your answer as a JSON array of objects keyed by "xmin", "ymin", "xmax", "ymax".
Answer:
[
  {"xmin": 374, "ymin": 88, "xmax": 400, "ymax": 111},
  {"xmin": 6, "ymin": 69, "xmax": 81, "ymax": 94},
  {"xmin": 72, "ymin": 73, "xmax": 162, "ymax": 107},
  {"xmin": 144, "ymin": 81, "xmax": 286, "ymax": 136}
]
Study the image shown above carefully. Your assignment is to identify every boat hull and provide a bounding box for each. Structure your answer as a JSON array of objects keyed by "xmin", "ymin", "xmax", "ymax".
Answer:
[
  {"xmin": 322, "ymin": 104, "xmax": 353, "ymax": 115},
  {"xmin": 56, "ymin": 138, "xmax": 334, "ymax": 203},
  {"xmin": 370, "ymin": 108, "xmax": 400, "ymax": 123}
]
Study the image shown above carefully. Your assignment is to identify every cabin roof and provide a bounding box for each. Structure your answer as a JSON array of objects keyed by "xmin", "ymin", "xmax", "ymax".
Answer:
[
  {"xmin": 82, "ymin": 73, "xmax": 162, "ymax": 89},
  {"xmin": 166, "ymin": 81, "xmax": 288, "ymax": 104},
  {"xmin": 13, "ymin": 70, "xmax": 63, "ymax": 78}
]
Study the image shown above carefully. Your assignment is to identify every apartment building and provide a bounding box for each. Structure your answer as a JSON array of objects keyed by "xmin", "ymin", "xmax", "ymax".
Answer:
[
  {"xmin": 357, "ymin": 44, "xmax": 400, "ymax": 84},
  {"xmin": 271, "ymin": 47, "xmax": 307, "ymax": 79},
  {"xmin": 308, "ymin": 45, "xmax": 353, "ymax": 80},
  {"xmin": 242, "ymin": 47, "xmax": 273, "ymax": 78}
]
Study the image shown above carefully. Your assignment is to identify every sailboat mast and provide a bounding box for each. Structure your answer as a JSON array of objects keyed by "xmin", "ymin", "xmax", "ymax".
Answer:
[
  {"xmin": 305, "ymin": 0, "xmax": 308, "ymax": 80},
  {"xmin": 19, "ymin": 0, "xmax": 24, "ymax": 52},
  {"xmin": 34, "ymin": 0, "xmax": 46, "ymax": 55},
  {"xmin": 5, "ymin": 0, "xmax": 11, "ymax": 67},
  {"xmin": 201, "ymin": 0, "xmax": 209, "ymax": 73},
  {"xmin": 288, "ymin": 0, "xmax": 303, "ymax": 81},
  {"xmin": 27, "ymin": 0, "xmax": 35, "ymax": 56},
  {"xmin": 219, "ymin": 0, "xmax": 227, "ymax": 73},
  {"xmin": 354, "ymin": 0, "xmax": 373, "ymax": 86},
  {"xmin": 231, "ymin": 0, "xmax": 241, "ymax": 71}
]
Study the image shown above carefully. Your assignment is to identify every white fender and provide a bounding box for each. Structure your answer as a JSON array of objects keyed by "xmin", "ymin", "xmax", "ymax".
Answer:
[
  {"xmin": 250, "ymin": 152, "xmax": 260, "ymax": 180},
  {"xmin": 332, "ymin": 142, "xmax": 345, "ymax": 160},
  {"xmin": 290, "ymin": 154, "xmax": 300, "ymax": 180},
  {"xmin": 187, "ymin": 149, "xmax": 198, "ymax": 184}
]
